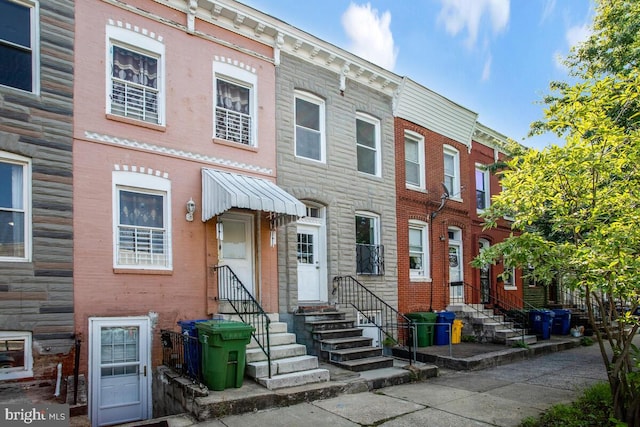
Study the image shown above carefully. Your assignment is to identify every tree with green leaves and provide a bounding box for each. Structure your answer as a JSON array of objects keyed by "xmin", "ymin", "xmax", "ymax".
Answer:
[{"xmin": 475, "ymin": 1, "xmax": 640, "ymax": 424}]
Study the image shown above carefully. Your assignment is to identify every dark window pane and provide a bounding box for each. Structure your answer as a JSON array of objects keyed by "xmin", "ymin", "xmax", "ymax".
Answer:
[
  {"xmin": 0, "ymin": 1, "xmax": 31, "ymax": 47},
  {"xmin": 356, "ymin": 119, "xmax": 375, "ymax": 148},
  {"xmin": 295, "ymin": 98, "xmax": 319, "ymax": 130},
  {"xmin": 0, "ymin": 44, "xmax": 31, "ymax": 91}
]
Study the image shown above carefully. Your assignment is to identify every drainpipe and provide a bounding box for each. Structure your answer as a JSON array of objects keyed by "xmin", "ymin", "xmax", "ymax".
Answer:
[{"xmin": 54, "ymin": 363, "xmax": 62, "ymax": 397}]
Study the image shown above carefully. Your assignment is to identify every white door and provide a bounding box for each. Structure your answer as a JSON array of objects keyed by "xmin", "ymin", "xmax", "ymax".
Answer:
[
  {"xmin": 449, "ymin": 234, "xmax": 464, "ymax": 302},
  {"xmin": 90, "ymin": 317, "xmax": 150, "ymax": 427},
  {"xmin": 297, "ymin": 224, "xmax": 323, "ymax": 301},
  {"xmin": 220, "ymin": 213, "xmax": 255, "ymax": 296}
]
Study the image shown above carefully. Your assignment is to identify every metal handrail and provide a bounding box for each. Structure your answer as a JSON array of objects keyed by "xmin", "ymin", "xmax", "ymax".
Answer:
[
  {"xmin": 332, "ymin": 275, "xmax": 416, "ymax": 363},
  {"xmin": 450, "ymin": 281, "xmax": 541, "ymax": 341},
  {"xmin": 212, "ymin": 265, "xmax": 272, "ymax": 378}
]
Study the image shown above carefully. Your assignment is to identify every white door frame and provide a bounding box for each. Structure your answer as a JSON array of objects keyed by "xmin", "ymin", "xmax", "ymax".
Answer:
[
  {"xmin": 448, "ymin": 227, "xmax": 464, "ymax": 302},
  {"xmin": 89, "ymin": 316, "xmax": 151, "ymax": 427},
  {"xmin": 297, "ymin": 212, "xmax": 327, "ymax": 303}
]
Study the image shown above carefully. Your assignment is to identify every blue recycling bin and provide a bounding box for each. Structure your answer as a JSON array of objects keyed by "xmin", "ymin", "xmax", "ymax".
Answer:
[
  {"xmin": 529, "ymin": 310, "xmax": 555, "ymax": 340},
  {"xmin": 552, "ymin": 309, "xmax": 571, "ymax": 335},
  {"xmin": 435, "ymin": 311, "xmax": 456, "ymax": 345},
  {"xmin": 178, "ymin": 319, "xmax": 209, "ymax": 377}
]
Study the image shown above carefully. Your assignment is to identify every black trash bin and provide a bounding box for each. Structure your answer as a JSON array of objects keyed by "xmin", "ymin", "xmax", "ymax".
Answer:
[
  {"xmin": 435, "ymin": 311, "xmax": 456, "ymax": 345},
  {"xmin": 529, "ymin": 309, "xmax": 554, "ymax": 340},
  {"xmin": 551, "ymin": 309, "xmax": 571, "ymax": 335}
]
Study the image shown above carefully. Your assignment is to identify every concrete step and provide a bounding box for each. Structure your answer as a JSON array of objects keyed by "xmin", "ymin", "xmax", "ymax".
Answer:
[
  {"xmin": 295, "ymin": 310, "xmax": 346, "ymax": 322},
  {"xmin": 247, "ymin": 332, "xmax": 296, "ymax": 349},
  {"xmin": 332, "ymin": 356, "xmax": 394, "ymax": 372},
  {"xmin": 494, "ymin": 328, "xmax": 527, "ymax": 341},
  {"xmin": 246, "ymin": 343, "xmax": 307, "ymax": 363},
  {"xmin": 320, "ymin": 336, "xmax": 373, "ymax": 351},
  {"xmin": 255, "ymin": 368, "xmax": 330, "ymax": 390},
  {"xmin": 505, "ymin": 334, "xmax": 538, "ymax": 346},
  {"xmin": 313, "ymin": 328, "xmax": 363, "ymax": 340},
  {"xmin": 306, "ymin": 319, "xmax": 355, "ymax": 331},
  {"xmin": 328, "ymin": 346, "xmax": 382, "ymax": 362},
  {"xmin": 246, "ymin": 355, "xmax": 319, "ymax": 378}
]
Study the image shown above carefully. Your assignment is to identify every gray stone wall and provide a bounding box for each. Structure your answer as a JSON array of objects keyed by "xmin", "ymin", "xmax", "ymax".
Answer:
[
  {"xmin": 0, "ymin": 0, "xmax": 75, "ymax": 376},
  {"xmin": 276, "ymin": 52, "xmax": 398, "ymax": 313}
]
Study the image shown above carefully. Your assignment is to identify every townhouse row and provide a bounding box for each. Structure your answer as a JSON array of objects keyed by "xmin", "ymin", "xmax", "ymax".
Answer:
[{"xmin": 1, "ymin": 0, "xmax": 518, "ymax": 424}]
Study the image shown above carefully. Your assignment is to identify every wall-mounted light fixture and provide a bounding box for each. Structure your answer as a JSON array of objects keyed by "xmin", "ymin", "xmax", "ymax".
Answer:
[{"xmin": 186, "ymin": 198, "xmax": 196, "ymax": 222}]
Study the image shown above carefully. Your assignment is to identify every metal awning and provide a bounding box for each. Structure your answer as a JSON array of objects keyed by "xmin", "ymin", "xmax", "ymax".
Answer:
[{"xmin": 201, "ymin": 168, "xmax": 306, "ymax": 224}]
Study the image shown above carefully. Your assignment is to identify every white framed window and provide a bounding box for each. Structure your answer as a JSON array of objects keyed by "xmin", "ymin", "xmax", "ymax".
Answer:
[
  {"xmin": 0, "ymin": 331, "xmax": 33, "ymax": 380},
  {"xmin": 113, "ymin": 171, "xmax": 172, "ymax": 270},
  {"xmin": 355, "ymin": 212, "xmax": 383, "ymax": 275},
  {"xmin": 0, "ymin": 0, "xmax": 39, "ymax": 93},
  {"xmin": 0, "ymin": 152, "xmax": 31, "ymax": 262},
  {"xmin": 106, "ymin": 25, "xmax": 165, "ymax": 125},
  {"xmin": 503, "ymin": 266, "xmax": 517, "ymax": 289},
  {"xmin": 356, "ymin": 113, "xmax": 381, "ymax": 176},
  {"xmin": 443, "ymin": 145, "xmax": 460, "ymax": 199},
  {"xmin": 475, "ymin": 164, "xmax": 490, "ymax": 211},
  {"xmin": 213, "ymin": 59, "xmax": 258, "ymax": 146},
  {"xmin": 405, "ymin": 131, "xmax": 425, "ymax": 190},
  {"xmin": 409, "ymin": 220, "xmax": 429, "ymax": 280},
  {"xmin": 294, "ymin": 91, "xmax": 325, "ymax": 163}
]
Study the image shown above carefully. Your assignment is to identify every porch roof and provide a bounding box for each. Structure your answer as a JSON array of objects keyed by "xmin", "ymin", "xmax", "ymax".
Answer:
[{"xmin": 201, "ymin": 168, "xmax": 306, "ymax": 223}]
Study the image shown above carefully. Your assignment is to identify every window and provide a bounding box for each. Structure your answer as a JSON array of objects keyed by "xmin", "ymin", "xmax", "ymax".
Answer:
[
  {"xmin": 215, "ymin": 78, "xmax": 252, "ymax": 145},
  {"xmin": 355, "ymin": 212, "xmax": 383, "ymax": 275},
  {"xmin": 409, "ymin": 221, "xmax": 429, "ymax": 280},
  {"xmin": 0, "ymin": 0, "xmax": 37, "ymax": 92},
  {"xmin": 0, "ymin": 331, "xmax": 33, "ymax": 380},
  {"xmin": 113, "ymin": 171, "xmax": 171, "ymax": 270},
  {"xmin": 295, "ymin": 91, "xmax": 325, "ymax": 162},
  {"xmin": 0, "ymin": 152, "xmax": 31, "ymax": 261},
  {"xmin": 107, "ymin": 25, "xmax": 164, "ymax": 125},
  {"xmin": 356, "ymin": 113, "xmax": 381, "ymax": 176},
  {"xmin": 443, "ymin": 145, "xmax": 460, "ymax": 198},
  {"xmin": 405, "ymin": 131, "xmax": 425, "ymax": 189},
  {"xmin": 475, "ymin": 165, "xmax": 490, "ymax": 210},
  {"xmin": 503, "ymin": 266, "xmax": 516, "ymax": 289}
]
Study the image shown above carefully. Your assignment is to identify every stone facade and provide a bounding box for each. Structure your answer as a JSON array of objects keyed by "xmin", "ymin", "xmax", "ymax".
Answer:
[{"xmin": 0, "ymin": 0, "xmax": 75, "ymax": 380}]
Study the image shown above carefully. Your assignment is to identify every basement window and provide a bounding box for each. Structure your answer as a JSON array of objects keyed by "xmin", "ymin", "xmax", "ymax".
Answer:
[{"xmin": 0, "ymin": 331, "xmax": 33, "ymax": 380}]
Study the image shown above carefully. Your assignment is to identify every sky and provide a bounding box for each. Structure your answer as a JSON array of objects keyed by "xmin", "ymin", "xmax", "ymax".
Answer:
[{"xmin": 240, "ymin": 0, "xmax": 595, "ymax": 150}]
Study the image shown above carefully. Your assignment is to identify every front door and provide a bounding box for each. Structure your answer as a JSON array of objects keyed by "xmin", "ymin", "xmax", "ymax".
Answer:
[
  {"xmin": 90, "ymin": 317, "xmax": 150, "ymax": 427},
  {"xmin": 297, "ymin": 224, "xmax": 324, "ymax": 301},
  {"xmin": 479, "ymin": 239, "xmax": 491, "ymax": 304},
  {"xmin": 220, "ymin": 213, "xmax": 255, "ymax": 296},
  {"xmin": 448, "ymin": 228, "xmax": 464, "ymax": 302}
]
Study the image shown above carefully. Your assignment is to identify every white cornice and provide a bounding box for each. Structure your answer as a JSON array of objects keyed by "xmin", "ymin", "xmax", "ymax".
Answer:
[
  {"xmin": 84, "ymin": 130, "xmax": 273, "ymax": 175},
  {"xmin": 153, "ymin": 0, "xmax": 401, "ymax": 96}
]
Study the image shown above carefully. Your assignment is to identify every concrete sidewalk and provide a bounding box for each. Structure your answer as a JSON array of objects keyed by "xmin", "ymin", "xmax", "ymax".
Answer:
[{"xmin": 127, "ymin": 334, "xmax": 629, "ymax": 427}]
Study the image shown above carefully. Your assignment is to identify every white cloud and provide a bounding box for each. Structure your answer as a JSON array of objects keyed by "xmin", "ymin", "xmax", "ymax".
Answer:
[
  {"xmin": 540, "ymin": 0, "xmax": 556, "ymax": 24},
  {"xmin": 437, "ymin": 0, "xmax": 510, "ymax": 48},
  {"xmin": 565, "ymin": 23, "xmax": 591, "ymax": 49},
  {"xmin": 482, "ymin": 55, "xmax": 492, "ymax": 81},
  {"xmin": 341, "ymin": 2, "xmax": 398, "ymax": 70}
]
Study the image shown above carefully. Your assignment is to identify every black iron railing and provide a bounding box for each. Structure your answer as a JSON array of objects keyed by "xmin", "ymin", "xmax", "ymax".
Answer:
[
  {"xmin": 449, "ymin": 281, "xmax": 541, "ymax": 340},
  {"xmin": 356, "ymin": 244, "xmax": 385, "ymax": 275},
  {"xmin": 212, "ymin": 265, "xmax": 272, "ymax": 378},
  {"xmin": 332, "ymin": 275, "xmax": 416, "ymax": 363},
  {"xmin": 160, "ymin": 329, "xmax": 202, "ymax": 383}
]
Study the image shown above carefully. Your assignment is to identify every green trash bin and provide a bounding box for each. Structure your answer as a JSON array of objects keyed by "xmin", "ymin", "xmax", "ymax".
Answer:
[
  {"xmin": 195, "ymin": 320, "xmax": 255, "ymax": 391},
  {"xmin": 406, "ymin": 312, "xmax": 437, "ymax": 347}
]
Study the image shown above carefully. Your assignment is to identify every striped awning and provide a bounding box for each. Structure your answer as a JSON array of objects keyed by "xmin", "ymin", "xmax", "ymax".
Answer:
[{"xmin": 201, "ymin": 168, "xmax": 306, "ymax": 224}]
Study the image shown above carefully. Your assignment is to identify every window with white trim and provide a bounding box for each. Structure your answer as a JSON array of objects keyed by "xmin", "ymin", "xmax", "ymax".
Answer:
[
  {"xmin": 294, "ymin": 91, "xmax": 325, "ymax": 162},
  {"xmin": 356, "ymin": 113, "xmax": 381, "ymax": 176},
  {"xmin": 405, "ymin": 131, "xmax": 425, "ymax": 189},
  {"xmin": 0, "ymin": 0, "xmax": 38, "ymax": 93},
  {"xmin": 0, "ymin": 331, "xmax": 33, "ymax": 380},
  {"xmin": 0, "ymin": 152, "xmax": 31, "ymax": 261},
  {"xmin": 355, "ymin": 212, "xmax": 383, "ymax": 275},
  {"xmin": 503, "ymin": 266, "xmax": 516, "ymax": 289},
  {"xmin": 475, "ymin": 165, "xmax": 490, "ymax": 211},
  {"xmin": 409, "ymin": 220, "xmax": 429, "ymax": 280},
  {"xmin": 443, "ymin": 145, "xmax": 460, "ymax": 198},
  {"xmin": 113, "ymin": 171, "xmax": 172, "ymax": 270},
  {"xmin": 107, "ymin": 25, "xmax": 164, "ymax": 125}
]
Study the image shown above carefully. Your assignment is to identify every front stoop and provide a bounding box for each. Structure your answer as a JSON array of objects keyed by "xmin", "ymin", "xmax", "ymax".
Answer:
[
  {"xmin": 298, "ymin": 309, "xmax": 394, "ymax": 372},
  {"xmin": 238, "ymin": 313, "xmax": 330, "ymax": 390},
  {"xmin": 447, "ymin": 303, "xmax": 538, "ymax": 346}
]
